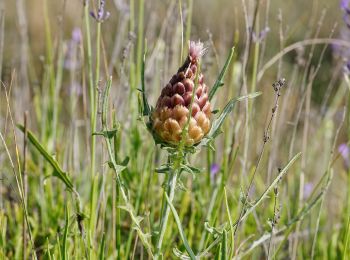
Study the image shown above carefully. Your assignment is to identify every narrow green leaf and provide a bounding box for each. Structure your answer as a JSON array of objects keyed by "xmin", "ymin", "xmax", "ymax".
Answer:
[
  {"xmin": 180, "ymin": 164, "xmax": 201, "ymax": 175},
  {"xmin": 343, "ymin": 216, "xmax": 350, "ymax": 260},
  {"xmin": 214, "ymin": 243, "xmax": 222, "ymax": 260},
  {"xmin": 156, "ymin": 165, "xmax": 171, "ymax": 174},
  {"xmin": 208, "ymin": 47, "xmax": 235, "ymax": 101},
  {"xmin": 221, "ymin": 230, "xmax": 227, "ymax": 260},
  {"xmin": 141, "ymin": 41, "xmax": 151, "ymax": 116},
  {"xmin": 165, "ymin": 193, "xmax": 196, "ymax": 260},
  {"xmin": 92, "ymin": 128, "xmax": 119, "ymax": 139},
  {"xmin": 224, "ymin": 187, "xmax": 234, "ymax": 259},
  {"xmin": 62, "ymin": 205, "xmax": 69, "ymax": 260},
  {"xmin": 99, "ymin": 233, "xmax": 106, "ymax": 260},
  {"xmin": 17, "ymin": 124, "xmax": 74, "ymax": 191},
  {"xmin": 120, "ymin": 156, "xmax": 130, "ymax": 166}
]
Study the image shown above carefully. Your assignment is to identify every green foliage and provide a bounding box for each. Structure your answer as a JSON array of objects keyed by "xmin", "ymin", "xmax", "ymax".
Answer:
[{"xmin": 0, "ymin": 0, "xmax": 349, "ymax": 259}]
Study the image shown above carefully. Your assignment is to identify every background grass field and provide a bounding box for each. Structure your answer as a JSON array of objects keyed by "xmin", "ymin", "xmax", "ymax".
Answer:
[{"xmin": 0, "ymin": 0, "xmax": 350, "ymax": 259}]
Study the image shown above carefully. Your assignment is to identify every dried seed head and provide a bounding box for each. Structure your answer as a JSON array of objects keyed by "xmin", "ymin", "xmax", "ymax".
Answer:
[{"xmin": 152, "ymin": 41, "xmax": 211, "ymax": 146}]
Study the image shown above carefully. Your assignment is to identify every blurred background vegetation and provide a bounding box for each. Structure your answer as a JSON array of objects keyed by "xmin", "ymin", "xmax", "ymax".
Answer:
[{"xmin": 0, "ymin": 0, "xmax": 349, "ymax": 259}]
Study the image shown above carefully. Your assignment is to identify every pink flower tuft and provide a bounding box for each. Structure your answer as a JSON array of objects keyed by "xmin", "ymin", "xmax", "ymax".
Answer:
[{"xmin": 189, "ymin": 41, "xmax": 206, "ymax": 62}]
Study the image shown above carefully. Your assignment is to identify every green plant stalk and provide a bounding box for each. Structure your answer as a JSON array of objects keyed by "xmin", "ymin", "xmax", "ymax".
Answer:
[
  {"xmin": 155, "ymin": 154, "xmax": 181, "ymax": 259},
  {"xmin": 165, "ymin": 192, "xmax": 196, "ymax": 259},
  {"xmin": 84, "ymin": 2, "xmax": 96, "ymax": 178},
  {"xmin": 92, "ymin": 21, "xmax": 101, "ymax": 178},
  {"xmin": 224, "ymin": 187, "xmax": 234, "ymax": 259},
  {"xmin": 343, "ymin": 216, "xmax": 350, "ymax": 260},
  {"xmin": 62, "ymin": 205, "xmax": 69, "ymax": 260},
  {"xmin": 88, "ymin": 14, "xmax": 102, "ymax": 257},
  {"xmin": 136, "ymin": 0, "xmax": 144, "ymax": 87},
  {"xmin": 112, "ymin": 114, "xmax": 122, "ymax": 257},
  {"xmin": 83, "ymin": 8, "xmax": 97, "ymax": 255}
]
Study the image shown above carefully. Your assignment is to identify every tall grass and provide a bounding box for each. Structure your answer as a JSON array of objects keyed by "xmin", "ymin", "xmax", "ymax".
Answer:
[{"xmin": 0, "ymin": 0, "xmax": 350, "ymax": 259}]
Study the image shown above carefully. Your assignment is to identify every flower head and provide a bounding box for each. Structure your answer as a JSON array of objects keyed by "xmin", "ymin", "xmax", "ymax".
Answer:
[
  {"xmin": 251, "ymin": 27, "xmax": 270, "ymax": 43},
  {"xmin": 90, "ymin": 0, "xmax": 110, "ymax": 22},
  {"xmin": 341, "ymin": 0, "xmax": 350, "ymax": 13},
  {"xmin": 151, "ymin": 41, "xmax": 212, "ymax": 146}
]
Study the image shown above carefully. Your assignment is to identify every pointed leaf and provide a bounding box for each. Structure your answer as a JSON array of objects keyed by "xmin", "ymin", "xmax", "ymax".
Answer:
[
  {"xmin": 17, "ymin": 124, "xmax": 74, "ymax": 191},
  {"xmin": 165, "ymin": 193, "xmax": 196, "ymax": 259},
  {"xmin": 209, "ymin": 47, "xmax": 235, "ymax": 101},
  {"xmin": 141, "ymin": 42, "xmax": 151, "ymax": 116}
]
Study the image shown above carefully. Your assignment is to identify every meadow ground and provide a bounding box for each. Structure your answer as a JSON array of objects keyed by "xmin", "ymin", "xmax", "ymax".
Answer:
[{"xmin": 0, "ymin": 0, "xmax": 350, "ymax": 259}]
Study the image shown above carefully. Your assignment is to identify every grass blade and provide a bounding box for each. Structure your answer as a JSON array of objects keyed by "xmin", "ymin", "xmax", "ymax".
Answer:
[
  {"xmin": 165, "ymin": 193, "xmax": 196, "ymax": 260},
  {"xmin": 221, "ymin": 230, "xmax": 227, "ymax": 260},
  {"xmin": 62, "ymin": 205, "xmax": 69, "ymax": 260},
  {"xmin": 224, "ymin": 187, "xmax": 234, "ymax": 259},
  {"xmin": 141, "ymin": 41, "xmax": 151, "ymax": 116}
]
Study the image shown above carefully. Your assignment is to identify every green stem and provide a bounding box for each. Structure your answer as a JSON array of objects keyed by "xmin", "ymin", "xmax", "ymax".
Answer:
[
  {"xmin": 91, "ymin": 22, "xmax": 101, "ymax": 178},
  {"xmin": 155, "ymin": 160, "xmax": 179, "ymax": 259},
  {"xmin": 83, "ymin": 3, "xmax": 95, "ymax": 178},
  {"xmin": 154, "ymin": 151, "xmax": 184, "ymax": 259}
]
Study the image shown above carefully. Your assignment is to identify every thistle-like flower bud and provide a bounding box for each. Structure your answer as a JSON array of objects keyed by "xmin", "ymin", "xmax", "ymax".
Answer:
[{"xmin": 152, "ymin": 41, "xmax": 211, "ymax": 146}]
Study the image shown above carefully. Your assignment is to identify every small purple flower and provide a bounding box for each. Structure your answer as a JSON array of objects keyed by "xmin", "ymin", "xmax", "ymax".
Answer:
[
  {"xmin": 210, "ymin": 163, "xmax": 220, "ymax": 182},
  {"xmin": 90, "ymin": 0, "xmax": 110, "ymax": 22},
  {"xmin": 72, "ymin": 28, "xmax": 82, "ymax": 44},
  {"xmin": 334, "ymin": 1, "xmax": 350, "ymax": 73},
  {"xmin": 341, "ymin": 0, "xmax": 350, "ymax": 13},
  {"xmin": 250, "ymin": 27, "xmax": 270, "ymax": 43},
  {"xmin": 303, "ymin": 183, "xmax": 313, "ymax": 199},
  {"xmin": 64, "ymin": 28, "xmax": 82, "ymax": 70},
  {"xmin": 338, "ymin": 143, "xmax": 350, "ymax": 169}
]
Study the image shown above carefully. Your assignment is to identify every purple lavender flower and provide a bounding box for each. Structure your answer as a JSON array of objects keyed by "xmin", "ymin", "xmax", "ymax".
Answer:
[
  {"xmin": 341, "ymin": 0, "xmax": 350, "ymax": 13},
  {"xmin": 303, "ymin": 183, "xmax": 313, "ymax": 199},
  {"xmin": 72, "ymin": 28, "xmax": 82, "ymax": 44},
  {"xmin": 338, "ymin": 143, "xmax": 350, "ymax": 169},
  {"xmin": 64, "ymin": 28, "xmax": 82, "ymax": 70},
  {"xmin": 250, "ymin": 27, "xmax": 270, "ymax": 43},
  {"xmin": 90, "ymin": 0, "xmax": 110, "ymax": 22},
  {"xmin": 249, "ymin": 27, "xmax": 270, "ymax": 42},
  {"xmin": 210, "ymin": 163, "xmax": 220, "ymax": 182},
  {"xmin": 334, "ymin": 0, "xmax": 350, "ymax": 73}
]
